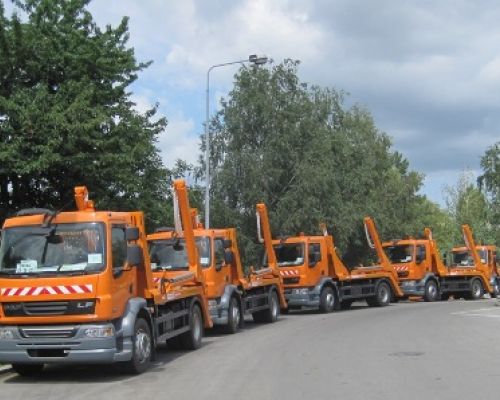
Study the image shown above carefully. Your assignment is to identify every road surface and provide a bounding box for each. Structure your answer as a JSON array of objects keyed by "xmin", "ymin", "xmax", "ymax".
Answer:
[{"xmin": 2, "ymin": 299, "xmax": 500, "ymax": 400}]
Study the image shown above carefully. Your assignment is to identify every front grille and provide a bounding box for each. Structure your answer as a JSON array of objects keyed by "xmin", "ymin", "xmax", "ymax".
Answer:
[
  {"xmin": 284, "ymin": 277, "xmax": 300, "ymax": 284},
  {"xmin": 3, "ymin": 300, "xmax": 95, "ymax": 317},
  {"xmin": 19, "ymin": 326, "xmax": 78, "ymax": 339}
]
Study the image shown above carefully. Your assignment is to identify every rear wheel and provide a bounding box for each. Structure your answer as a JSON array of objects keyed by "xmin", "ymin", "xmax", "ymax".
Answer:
[
  {"xmin": 367, "ymin": 281, "xmax": 391, "ymax": 307},
  {"xmin": 180, "ymin": 303, "xmax": 203, "ymax": 350},
  {"xmin": 225, "ymin": 296, "xmax": 241, "ymax": 334},
  {"xmin": 123, "ymin": 318, "xmax": 152, "ymax": 374},
  {"xmin": 12, "ymin": 363, "xmax": 44, "ymax": 377},
  {"xmin": 491, "ymin": 280, "xmax": 499, "ymax": 298},
  {"xmin": 470, "ymin": 279, "xmax": 484, "ymax": 300},
  {"xmin": 423, "ymin": 279, "xmax": 439, "ymax": 302},
  {"xmin": 252, "ymin": 290, "xmax": 280, "ymax": 323},
  {"xmin": 319, "ymin": 286, "xmax": 335, "ymax": 313}
]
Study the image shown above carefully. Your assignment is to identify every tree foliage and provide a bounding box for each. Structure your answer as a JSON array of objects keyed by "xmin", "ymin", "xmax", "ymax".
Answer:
[
  {"xmin": 479, "ymin": 142, "xmax": 500, "ymax": 244},
  {"xmin": 0, "ymin": 0, "xmax": 168, "ymax": 228},
  {"xmin": 206, "ymin": 60, "xmax": 435, "ymax": 266}
]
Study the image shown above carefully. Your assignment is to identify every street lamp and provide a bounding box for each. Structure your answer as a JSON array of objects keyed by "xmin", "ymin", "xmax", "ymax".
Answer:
[{"xmin": 204, "ymin": 54, "xmax": 269, "ymax": 228}]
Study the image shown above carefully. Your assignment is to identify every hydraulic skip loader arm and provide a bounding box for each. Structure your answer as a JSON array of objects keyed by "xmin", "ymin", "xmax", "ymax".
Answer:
[
  {"xmin": 462, "ymin": 224, "xmax": 493, "ymax": 292},
  {"xmin": 423, "ymin": 227, "xmax": 449, "ymax": 276}
]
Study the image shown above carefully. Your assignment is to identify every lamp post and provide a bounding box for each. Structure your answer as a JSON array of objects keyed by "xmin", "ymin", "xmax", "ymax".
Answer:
[{"xmin": 204, "ymin": 54, "xmax": 268, "ymax": 228}]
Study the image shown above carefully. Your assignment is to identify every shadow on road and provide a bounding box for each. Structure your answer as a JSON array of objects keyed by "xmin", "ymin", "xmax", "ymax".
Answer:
[{"xmin": 2, "ymin": 340, "xmax": 213, "ymax": 384}]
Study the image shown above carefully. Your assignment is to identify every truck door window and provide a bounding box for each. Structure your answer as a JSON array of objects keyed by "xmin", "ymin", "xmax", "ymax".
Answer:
[
  {"xmin": 416, "ymin": 245, "xmax": 426, "ymax": 263},
  {"xmin": 214, "ymin": 238, "xmax": 225, "ymax": 268},
  {"xmin": 308, "ymin": 243, "xmax": 321, "ymax": 266},
  {"xmin": 112, "ymin": 226, "xmax": 127, "ymax": 273}
]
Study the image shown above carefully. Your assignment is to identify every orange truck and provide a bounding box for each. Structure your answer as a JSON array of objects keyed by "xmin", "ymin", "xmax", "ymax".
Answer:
[
  {"xmin": 147, "ymin": 182, "xmax": 286, "ymax": 334},
  {"xmin": 258, "ymin": 209, "xmax": 402, "ymax": 312},
  {"xmin": 382, "ymin": 225, "xmax": 499, "ymax": 300},
  {"xmin": 0, "ymin": 184, "xmax": 212, "ymax": 376}
]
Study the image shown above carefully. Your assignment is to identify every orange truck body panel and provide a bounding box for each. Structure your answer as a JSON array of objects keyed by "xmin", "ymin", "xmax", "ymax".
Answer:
[{"xmin": 0, "ymin": 183, "xmax": 211, "ymax": 370}]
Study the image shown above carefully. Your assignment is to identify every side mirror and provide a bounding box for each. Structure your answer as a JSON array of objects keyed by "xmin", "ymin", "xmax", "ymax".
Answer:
[
  {"xmin": 127, "ymin": 245, "xmax": 144, "ymax": 269},
  {"xmin": 224, "ymin": 250, "xmax": 234, "ymax": 265},
  {"xmin": 223, "ymin": 239, "xmax": 232, "ymax": 249},
  {"xmin": 126, "ymin": 227, "xmax": 140, "ymax": 241}
]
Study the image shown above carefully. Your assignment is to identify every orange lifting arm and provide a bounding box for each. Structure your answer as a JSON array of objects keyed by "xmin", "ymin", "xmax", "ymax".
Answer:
[
  {"xmin": 423, "ymin": 227, "xmax": 448, "ymax": 276},
  {"xmin": 256, "ymin": 203, "xmax": 278, "ymax": 271},
  {"xmin": 74, "ymin": 186, "xmax": 95, "ymax": 211},
  {"xmin": 363, "ymin": 217, "xmax": 392, "ymax": 271},
  {"xmin": 462, "ymin": 225, "xmax": 489, "ymax": 276},
  {"xmin": 173, "ymin": 180, "xmax": 203, "ymax": 280}
]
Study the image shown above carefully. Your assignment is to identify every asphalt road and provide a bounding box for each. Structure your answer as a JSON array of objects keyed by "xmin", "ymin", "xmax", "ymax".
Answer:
[{"xmin": 2, "ymin": 298, "xmax": 500, "ymax": 400}]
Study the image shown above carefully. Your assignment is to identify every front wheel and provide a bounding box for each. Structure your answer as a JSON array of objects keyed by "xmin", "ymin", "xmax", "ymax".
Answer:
[
  {"xmin": 180, "ymin": 303, "xmax": 203, "ymax": 350},
  {"xmin": 319, "ymin": 286, "xmax": 335, "ymax": 313},
  {"xmin": 423, "ymin": 280, "xmax": 439, "ymax": 302},
  {"xmin": 12, "ymin": 363, "xmax": 44, "ymax": 377},
  {"xmin": 123, "ymin": 318, "xmax": 152, "ymax": 374},
  {"xmin": 367, "ymin": 281, "xmax": 391, "ymax": 307},
  {"xmin": 470, "ymin": 279, "xmax": 484, "ymax": 300},
  {"xmin": 225, "ymin": 296, "xmax": 241, "ymax": 334}
]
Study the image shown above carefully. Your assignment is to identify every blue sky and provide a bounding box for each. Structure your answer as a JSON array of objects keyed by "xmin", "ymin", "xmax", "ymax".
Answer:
[{"xmin": 6, "ymin": 1, "xmax": 500, "ymax": 206}]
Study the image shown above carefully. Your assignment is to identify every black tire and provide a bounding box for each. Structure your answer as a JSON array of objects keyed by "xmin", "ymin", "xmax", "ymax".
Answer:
[
  {"xmin": 252, "ymin": 290, "xmax": 280, "ymax": 323},
  {"xmin": 491, "ymin": 280, "xmax": 499, "ymax": 298},
  {"xmin": 470, "ymin": 279, "xmax": 484, "ymax": 300},
  {"xmin": 123, "ymin": 318, "xmax": 152, "ymax": 374},
  {"xmin": 319, "ymin": 286, "xmax": 336, "ymax": 313},
  {"xmin": 11, "ymin": 363, "xmax": 44, "ymax": 377},
  {"xmin": 340, "ymin": 299, "xmax": 353, "ymax": 310},
  {"xmin": 440, "ymin": 293, "xmax": 450, "ymax": 301},
  {"xmin": 423, "ymin": 279, "xmax": 439, "ymax": 302},
  {"xmin": 225, "ymin": 296, "xmax": 241, "ymax": 334},
  {"xmin": 180, "ymin": 303, "xmax": 204, "ymax": 350},
  {"xmin": 367, "ymin": 281, "xmax": 392, "ymax": 307}
]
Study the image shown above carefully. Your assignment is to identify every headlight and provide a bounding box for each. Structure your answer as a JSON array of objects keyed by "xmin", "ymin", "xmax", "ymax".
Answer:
[
  {"xmin": 84, "ymin": 326, "xmax": 114, "ymax": 338},
  {"xmin": 0, "ymin": 327, "xmax": 15, "ymax": 340},
  {"xmin": 292, "ymin": 288, "xmax": 310, "ymax": 295},
  {"xmin": 208, "ymin": 300, "xmax": 218, "ymax": 310}
]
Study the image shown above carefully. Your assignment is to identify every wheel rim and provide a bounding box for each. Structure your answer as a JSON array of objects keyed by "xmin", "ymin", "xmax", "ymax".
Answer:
[
  {"xmin": 473, "ymin": 281, "xmax": 481, "ymax": 297},
  {"xmin": 231, "ymin": 300, "xmax": 241, "ymax": 328},
  {"xmin": 192, "ymin": 309, "xmax": 202, "ymax": 342},
  {"xmin": 428, "ymin": 282, "xmax": 437, "ymax": 299},
  {"xmin": 380, "ymin": 285, "xmax": 389, "ymax": 303},
  {"xmin": 326, "ymin": 292, "xmax": 334, "ymax": 309},
  {"xmin": 135, "ymin": 328, "xmax": 151, "ymax": 364}
]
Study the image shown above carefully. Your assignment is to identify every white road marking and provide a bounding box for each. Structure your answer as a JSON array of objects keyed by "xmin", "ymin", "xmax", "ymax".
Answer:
[{"xmin": 452, "ymin": 306, "xmax": 500, "ymax": 318}]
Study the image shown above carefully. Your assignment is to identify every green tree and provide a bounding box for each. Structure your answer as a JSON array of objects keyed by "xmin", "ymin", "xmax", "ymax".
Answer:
[
  {"xmin": 205, "ymin": 60, "xmax": 428, "ymax": 266},
  {"xmin": 479, "ymin": 142, "xmax": 500, "ymax": 244},
  {"xmin": 445, "ymin": 170, "xmax": 494, "ymax": 246},
  {"xmin": 0, "ymin": 0, "xmax": 168, "ymax": 228}
]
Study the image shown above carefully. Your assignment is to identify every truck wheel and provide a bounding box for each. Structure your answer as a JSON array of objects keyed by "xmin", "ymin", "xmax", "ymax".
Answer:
[
  {"xmin": 319, "ymin": 286, "xmax": 335, "ymax": 313},
  {"xmin": 225, "ymin": 296, "xmax": 241, "ymax": 334},
  {"xmin": 253, "ymin": 290, "xmax": 280, "ymax": 323},
  {"xmin": 124, "ymin": 318, "xmax": 152, "ymax": 374},
  {"xmin": 470, "ymin": 279, "xmax": 484, "ymax": 300},
  {"xmin": 180, "ymin": 303, "xmax": 203, "ymax": 350},
  {"xmin": 491, "ymin": 280, "xmax": 499, "ymax": 298},
  {"xmin": 367, "ymin": 281, "xmax": 391, "ymax": 307},
  {"xmin": 340, "ymin": 299, "xmax": 353, "ymax": 310},
  {"xmin": 12, "ymin": 363, "xmax": 44, "ymax": 377},
  {"xmin": 423, "ymin": 280, "xmax": 439, "ymax": 302}
]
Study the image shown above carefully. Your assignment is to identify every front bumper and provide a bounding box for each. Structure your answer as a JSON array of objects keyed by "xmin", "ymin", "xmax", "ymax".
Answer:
[
  {"xmin": 0, "ymin": 323, "xmax": 132, "ymax": 364},
  {"xmin": 284, "ymin": 288, "xmax": 320, "ymax": 308}
]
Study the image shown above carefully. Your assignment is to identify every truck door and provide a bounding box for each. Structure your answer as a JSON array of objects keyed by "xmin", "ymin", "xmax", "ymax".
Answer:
[
  {"xmin": 213, "ymin": 237, "xmax": 230, "ymax": 296},
  {"xmin": 110, "ymin": 225, "xmax": 134, "ymax": 317}
]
